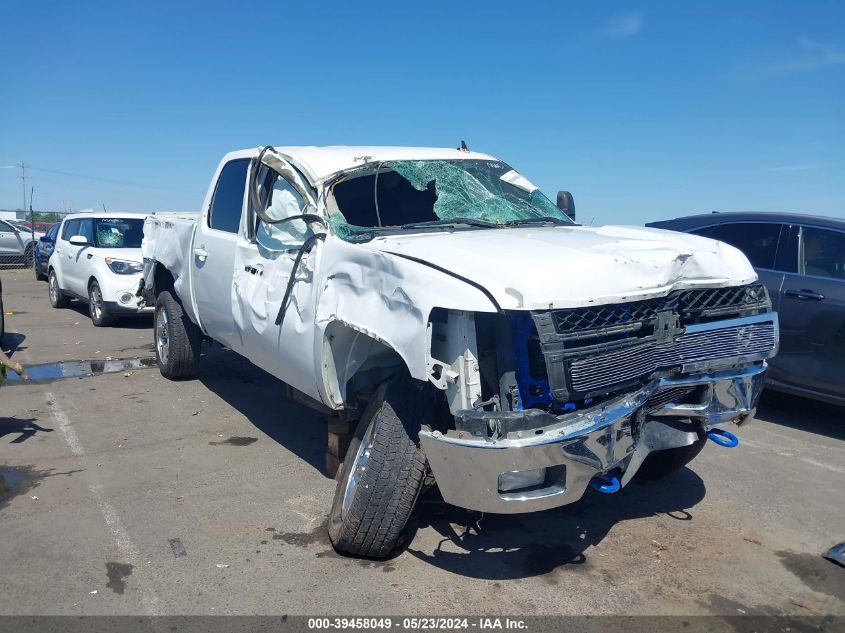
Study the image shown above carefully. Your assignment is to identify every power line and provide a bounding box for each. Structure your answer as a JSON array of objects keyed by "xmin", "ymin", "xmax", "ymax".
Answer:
[{"xmin": 26, "ymin": 165, "xmax": 194, "ymax": 193}]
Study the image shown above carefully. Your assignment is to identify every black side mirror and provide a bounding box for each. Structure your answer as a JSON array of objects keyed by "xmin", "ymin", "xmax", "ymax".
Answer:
[{"xmin": 556, "ymin": 191, "xmax": 576, "ymax": 222}]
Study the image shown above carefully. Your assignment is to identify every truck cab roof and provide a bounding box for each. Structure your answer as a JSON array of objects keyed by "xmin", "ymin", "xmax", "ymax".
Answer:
[{"xmin": 223, "ymin": 145, "xmax": 498, "ymax": 184}]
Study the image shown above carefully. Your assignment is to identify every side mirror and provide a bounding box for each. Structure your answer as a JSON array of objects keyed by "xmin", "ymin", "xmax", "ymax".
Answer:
[
  {"xmin": 69, "ymin": 235, "xmax": 89, "ymax": 246},
  {"xmin": 556, "ymin": 191, "xmax": 576, "ymax": 222}
]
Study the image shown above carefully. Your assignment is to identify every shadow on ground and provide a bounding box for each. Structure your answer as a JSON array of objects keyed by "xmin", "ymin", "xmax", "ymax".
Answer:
[
  {"xmin": 404, "ymin": 467, "xmax": 706, "ymax": 580},
  {"xmin": 66, "ymin": 303, "xmax": 154, "ymax": 330},
  {"xmin": 196, "ymin": 345, "xmax": 327, "ymax": 474},
  {"xmin": 0, "ymin": 417, "xmax": 53, "ymax": 443},
  {"xmin": 1, "ymin": 332, "xmax": 26, "ymax": 357},
  {"xmin": 189, "ymin": 344, "xmax": 712, "ymax": 580},
  {"xmin": 756, "ymin": 390, "xmax": 845, "ymax": 441}
]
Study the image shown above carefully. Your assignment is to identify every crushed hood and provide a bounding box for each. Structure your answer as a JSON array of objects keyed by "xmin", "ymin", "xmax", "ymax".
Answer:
[{"xmin": 360, "ymin": 225, "xmax": 757, "ymax": 310}]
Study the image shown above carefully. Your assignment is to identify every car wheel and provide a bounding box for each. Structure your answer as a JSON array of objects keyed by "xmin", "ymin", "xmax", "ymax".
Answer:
[
  {"xmin": 636, "ymin": 433, "xmax": 707, "ymax": 480},
  {"xmin": 155, "ymin": 290, "xmax": 201, "ymax": 379},
  {"xmin": 0, "ymin": 289, "xmax": 5, "ymax": 346},
  {"xmin": 328, "ymin": 377, "xmax": 430, "ymax": 559},
  {"xmin": 88, "ymin": 280, "xmax": 114, "ymax": 327},
  {"xmin": 35, "ymin": 259, "xmax": 47, "ymax": 281},
  {"xmin": 48, "ymin": 270, "xmax": 70, "ymax": 308}
]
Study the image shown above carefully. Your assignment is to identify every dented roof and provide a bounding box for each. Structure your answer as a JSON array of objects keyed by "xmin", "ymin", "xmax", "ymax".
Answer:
[{"xmin": 223, "ymin": 146, "xmax": 498, "ymax": 184}]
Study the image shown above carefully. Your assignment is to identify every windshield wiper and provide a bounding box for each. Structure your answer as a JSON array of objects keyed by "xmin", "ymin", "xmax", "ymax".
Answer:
[
  {"xmin": 504, "ymin": 216, "xmax": 570, "ymax": 227},
  {"xmin": 400, "ymin": 217, "xmax": 499, "ymax": 230}
]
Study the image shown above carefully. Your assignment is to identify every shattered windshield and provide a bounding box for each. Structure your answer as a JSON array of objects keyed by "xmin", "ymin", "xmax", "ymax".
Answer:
[{"xmin": 328, "ymin": 159, "xmax": 572, "ymax": 241}]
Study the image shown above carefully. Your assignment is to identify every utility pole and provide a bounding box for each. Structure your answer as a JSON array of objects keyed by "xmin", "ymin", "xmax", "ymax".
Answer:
[{"xmin": 18, "ymin": 160, "xmax": 29, "ymax": 214}]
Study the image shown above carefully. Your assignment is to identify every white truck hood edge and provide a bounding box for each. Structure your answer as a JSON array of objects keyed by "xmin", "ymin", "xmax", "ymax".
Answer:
[{"xmin": 360, "ymin": 225, "xmax": 758, "ymax": 310}]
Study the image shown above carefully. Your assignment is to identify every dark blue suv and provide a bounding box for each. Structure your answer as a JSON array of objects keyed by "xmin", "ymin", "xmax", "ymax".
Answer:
[
  {"xmin": 647, "ymin": 212, "xmax": 845, "ymax": 406},
  {"xmin": 34, "ymin": 223, "xmax": 59, "ymax": 282}
]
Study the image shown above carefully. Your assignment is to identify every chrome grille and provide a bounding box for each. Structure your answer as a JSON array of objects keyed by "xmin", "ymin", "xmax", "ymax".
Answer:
[{"xmin": 569, "ymin": 320, "xmax": 776, "ymax": 392}]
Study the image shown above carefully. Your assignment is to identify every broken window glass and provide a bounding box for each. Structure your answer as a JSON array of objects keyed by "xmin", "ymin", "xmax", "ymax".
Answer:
[{"xmin": 328, "ymin": 160, "xmax": 571, "ymax": 241}]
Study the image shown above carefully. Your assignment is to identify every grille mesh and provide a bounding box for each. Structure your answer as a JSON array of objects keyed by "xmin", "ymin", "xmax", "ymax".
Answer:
[{"xmin": 551, "ymin": 284, "xmax": 767, "ymax": 335}]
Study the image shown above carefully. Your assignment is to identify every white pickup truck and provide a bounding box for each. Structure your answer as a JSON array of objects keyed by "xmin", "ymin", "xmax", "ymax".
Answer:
[{"xmin": 140, "ymin": 145, "xmax": 778, "ymax": 558}]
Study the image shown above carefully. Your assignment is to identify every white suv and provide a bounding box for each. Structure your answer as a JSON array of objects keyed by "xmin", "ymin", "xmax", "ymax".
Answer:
[{"xmin": 48, "ymin": 213, "xmax": 152, "ymax": 326}]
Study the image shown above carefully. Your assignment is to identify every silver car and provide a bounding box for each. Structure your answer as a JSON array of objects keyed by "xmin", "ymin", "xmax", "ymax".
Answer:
[{"xmin": 0, "ymin": 219, "xmax": 42, "ymax": 267}]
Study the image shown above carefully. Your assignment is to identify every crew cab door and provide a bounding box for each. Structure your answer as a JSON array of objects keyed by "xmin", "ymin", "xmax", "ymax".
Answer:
[
  {"xmin": 231, "ymin": 153, "xmax": 324, "ymax": 401},
  {"xmin": 193, "ymin": 158, "xmax": 250, "ymax": 350}
]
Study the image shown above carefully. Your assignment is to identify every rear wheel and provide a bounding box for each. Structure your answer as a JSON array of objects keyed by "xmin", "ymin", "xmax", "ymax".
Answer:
[
  {"xmin": 636, "ymin": 434, "xmax": 707, "ymax": 480},
  {"xmin": 48, "ymin": 270, "xmax": 70, "ymax": 308},
  {"xmin": 328, "ymin": 377, "xmax": 430, "ymax": 559},
  {"xmin": 88, "ymin": 280, "xmax": 114, "ymax": 327},
  {"xmin": 154, "ymin": 290, "xmax": 201, "ymax": 379}
]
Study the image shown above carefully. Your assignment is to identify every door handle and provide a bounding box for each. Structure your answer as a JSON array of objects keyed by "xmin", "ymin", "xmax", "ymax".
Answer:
[
  {"xmin": 784, "ymin": 288, "xmax": 825, "ymax": 301},
  {"xmin": 86, "ymin": 253, "xmax": 93, "ymax": 259},
  {"xmin": 193, "ymin": 247, "xmax": 208, "ymax": 261}
]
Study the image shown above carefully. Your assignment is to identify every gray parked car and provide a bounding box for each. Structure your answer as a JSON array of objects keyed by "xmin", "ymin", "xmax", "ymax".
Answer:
[
  {"xmin": 0, "ymin": 219, "xmax": 42, "ymax": 267},
  {"xmin": 647, "ymin": 212, "xmax": 845, "ymax": 405}
]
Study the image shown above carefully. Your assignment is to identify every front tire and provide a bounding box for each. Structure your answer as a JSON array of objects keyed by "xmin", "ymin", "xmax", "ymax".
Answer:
[
  {"xmin": 636, "ymin": 433, "xmax": 707, "ymax": 480},
  {"xmin": 328, "ymin": 377, "xmax": 430, "ymax": 559},
  {"xmin": 88, "ymin": 280, "xmax": 114, "ymax": 327},
  {"xmin": 48, "ymin": 270, "xmax": 70, "ymax": 308},
  {"xmin": 154, "ymin": 290, "xmax": 201, "ymax": 379}
]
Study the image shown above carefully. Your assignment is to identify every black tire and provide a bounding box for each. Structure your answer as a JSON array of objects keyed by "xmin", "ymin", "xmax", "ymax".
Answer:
[
  {"xmin": 48, "ymin": 270, "xmax": 71, "ymax": 308},
  {"xmin": 154, "ymin": 290, "xmax": 201, "ymax": 379},
  {"xmin": 636, "ymin": 434, "xmax": 707, "ymax": 480},
  {"xmin": 328, "ymin": 377, "xmax": 430, "ymax": 559},
  {"xmin": 35, "ymin": 268, "xmax": 47, "ymax": 282},
  {"xmin": 0, "ymin": 287, "xmax": 5, "ymax": 346},
  {"xmin": 88, "ymin": 280, "xmax": 114, "ymax": 327}
]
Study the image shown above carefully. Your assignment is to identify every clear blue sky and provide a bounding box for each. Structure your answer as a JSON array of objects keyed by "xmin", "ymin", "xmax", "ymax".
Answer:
[{"xmin": 1, "ymin": 1, "xmax": 843, "ymax": 225}]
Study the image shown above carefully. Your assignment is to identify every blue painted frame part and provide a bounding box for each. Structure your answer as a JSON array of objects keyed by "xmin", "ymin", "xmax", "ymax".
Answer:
[{"xmin": 510, "ymin": 312, "xmax": 553, "ymax": 410}]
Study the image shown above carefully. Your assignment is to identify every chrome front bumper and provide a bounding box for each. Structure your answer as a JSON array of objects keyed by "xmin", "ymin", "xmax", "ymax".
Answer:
[{"xmin": 419, "ymin": 364, "xmax": 767, "ymax": 514}]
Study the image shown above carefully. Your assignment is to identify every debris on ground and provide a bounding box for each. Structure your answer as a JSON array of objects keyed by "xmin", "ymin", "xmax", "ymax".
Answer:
[{"xmin": 823, "ymin": 542, "xmax": 845, "ymax": 567}]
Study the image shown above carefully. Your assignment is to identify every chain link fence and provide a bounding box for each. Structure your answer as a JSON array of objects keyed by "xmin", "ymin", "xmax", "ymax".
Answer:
[{"xmin": 0, "ymin": 211, "xmax": 73, "ymax": 275}]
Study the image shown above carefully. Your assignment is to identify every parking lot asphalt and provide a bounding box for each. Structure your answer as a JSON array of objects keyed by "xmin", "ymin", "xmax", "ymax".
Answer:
[{"xmin": 1, "ymin": 269, "xmax": 843, "ymax": 617}]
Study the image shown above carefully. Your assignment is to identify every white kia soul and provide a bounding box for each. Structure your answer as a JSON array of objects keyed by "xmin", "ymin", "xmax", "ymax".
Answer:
[{"xmin": 48, "ymin": 212, "xmax": 152, "ymax": 326}]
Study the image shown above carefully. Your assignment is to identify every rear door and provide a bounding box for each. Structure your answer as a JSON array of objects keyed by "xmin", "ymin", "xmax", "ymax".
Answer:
[
  {"xmin": 776, "ymin": 225, "xmax": 845, "ymax": 399},
  {"xmin": 54, "ymin": 219, "xmax": 79, "ymax": 291},
  {"xmin": 192, "ymin": 158, "xmax": 250, "ymax": 350}
]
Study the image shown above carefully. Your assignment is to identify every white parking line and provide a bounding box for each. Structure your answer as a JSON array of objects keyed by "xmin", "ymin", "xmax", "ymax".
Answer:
[
  {"xmin": 741, "ymin": 437, "xmax": 845, "ymax": 474},
  {"xmin": 46, "ymin": 392, "xmax": 163, "ymax": 615}
]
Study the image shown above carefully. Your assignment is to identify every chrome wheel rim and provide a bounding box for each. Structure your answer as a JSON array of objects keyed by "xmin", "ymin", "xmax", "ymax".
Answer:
[
  {"xmin": 90, "ymin": 285, "xmax": 102, "ymax": 320},
  {"xmin": 49, "ymin": 274, "xmax": 58, "ymax": 303},
  {"xmin": 341, "ymin": 418, "xmax": 376, "ymax": 520},
  {"xmin": 156, "ymin": 306, "xmax": 169, "ymax": 365}
]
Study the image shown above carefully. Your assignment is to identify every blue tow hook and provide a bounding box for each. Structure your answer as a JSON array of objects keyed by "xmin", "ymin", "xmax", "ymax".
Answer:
[
  {"xmin": 590, "ymin": 474, "xmax": 621, "ymax": 494},
  {"xmin": 706, "ymin": 428, "xmax": 739, "ymax": 448}
]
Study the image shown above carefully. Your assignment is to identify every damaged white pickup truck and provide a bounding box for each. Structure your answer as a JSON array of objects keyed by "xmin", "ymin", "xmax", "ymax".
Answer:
[{"xmin": 140, "ymin": 146, "xmax": 778, "ymax": 558}]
